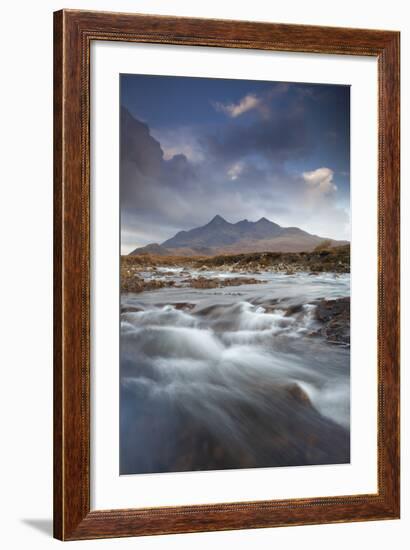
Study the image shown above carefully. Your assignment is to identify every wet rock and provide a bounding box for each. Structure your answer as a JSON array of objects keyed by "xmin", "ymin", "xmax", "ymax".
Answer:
[
  {"xmin": 284, "ymin": 304, "xmax": 304, "ymax": 316},
  {"xmin": 314, "ymin": 297, "xmax": 350, "ymax": 346},
  {"xmin": 187, "ymin": 277, "xmax": 265, "ymax": 289},
  {"xmin": 173, "ymin": 303, "xmax": 196, "ymax": 311},
  {"xmin": 120, "ymin": 305, "xmax": 144, "ymax": 314},
  {"xmin": 221, "ymin": 277, "xmax": 265, "ymax": 287},
  {"xmin": 286, "ymin": 383, "xmax": 312, "ymax": 407},
  {"xmin": 189, "ymin": 277, "xmax": 220, "ymax": 289},
  {"xmin": 121, "ymin": 274, "xmax": 175, "ymax": 293}
]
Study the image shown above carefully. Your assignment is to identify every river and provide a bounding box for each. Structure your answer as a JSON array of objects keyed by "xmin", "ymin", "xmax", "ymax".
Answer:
[{"xmin": 120, "ymin": 270, "xmax": 350, "ymax": 475}]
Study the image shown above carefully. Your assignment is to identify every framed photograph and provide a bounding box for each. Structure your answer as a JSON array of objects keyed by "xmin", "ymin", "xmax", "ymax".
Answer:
[{"xmin": 54, "ymin": 9, "xmax": 400, "ymax": 540}]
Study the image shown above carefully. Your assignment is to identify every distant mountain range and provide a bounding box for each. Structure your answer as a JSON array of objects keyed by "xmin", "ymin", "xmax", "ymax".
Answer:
[{"xmin": 129, "ymin": 215, "xmax": 348, "ymax": 256}]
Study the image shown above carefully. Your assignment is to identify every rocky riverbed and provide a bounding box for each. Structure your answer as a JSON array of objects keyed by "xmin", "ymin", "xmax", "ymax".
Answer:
[
  {"xmin": 121, "ymin": 247, "xmax": 349, "ymax": 294},
  {"xmin": 121, "ymin": 245, "xmax": 350, "ymax": 293}
]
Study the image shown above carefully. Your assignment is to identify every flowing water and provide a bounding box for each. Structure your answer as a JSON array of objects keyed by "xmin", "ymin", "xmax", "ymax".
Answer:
[{"xmin": 120, "ymin": 271, "xmax": 350, "ymax": 475}]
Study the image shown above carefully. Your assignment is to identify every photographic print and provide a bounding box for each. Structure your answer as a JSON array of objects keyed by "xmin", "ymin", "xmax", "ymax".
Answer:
[
  {"xmin": 120, "ymin": 74, "xmax": 351, "ymax": 475},
  {"xmin": 54, "ymin": 12, "xmax": 400, "ymax": 539}
]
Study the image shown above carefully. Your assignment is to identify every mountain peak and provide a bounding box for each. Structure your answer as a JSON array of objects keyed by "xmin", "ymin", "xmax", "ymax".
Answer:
[
  {"xmin": 132, "ymin": 214, "xmax": 348, "ymax": 256},
  {"xmin": 208, "ymin": 214, "xmax": 228, "ymax": 224}
]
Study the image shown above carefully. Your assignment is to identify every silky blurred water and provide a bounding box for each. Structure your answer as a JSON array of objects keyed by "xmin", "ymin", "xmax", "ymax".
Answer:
[{"xmin": 120, "ymin": 271, "xmax": 350, "ymax": 475}]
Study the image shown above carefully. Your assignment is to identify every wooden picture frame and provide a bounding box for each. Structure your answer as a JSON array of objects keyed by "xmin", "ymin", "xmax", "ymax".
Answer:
[{"xmin": 54, "ymin": 9, "xmax": 400, "ymax": 541}]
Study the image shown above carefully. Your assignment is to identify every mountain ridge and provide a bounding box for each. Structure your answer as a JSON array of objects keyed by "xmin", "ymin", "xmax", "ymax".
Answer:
[{"xmin": 130, "ymin": 215, "xmax": 348, "ymax": 256}]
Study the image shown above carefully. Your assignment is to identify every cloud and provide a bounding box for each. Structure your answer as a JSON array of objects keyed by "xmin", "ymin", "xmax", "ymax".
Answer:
[
  {"xmin": 213, "ymin": 84, "xmax": 293, "ymax": 119},
  {"xmin": 203, "ymin": 109, "xmax": 307, "ymax": 165},
  {"xmin": 150, "ymin": 126, "xmax": 205, "ymax": 163},
  {"xmin": 227, "ymin": 162, "xmax": 244, "ymax": 180},
  {"xmin": 120, "ymin": 107, "xmax": 200, "ymax": 236},
  {"xmin": 120, "ymin": 109, "xmax": 163, "ymax": 179},
  {"xmin": 303, "ymin": 167, "xmax": 337, "ymax": 194},
  {"xmin": 120, "ymin": 107, "xmax": 349, "ymax": 252},
  {"xmin": 290, "ymin": 167, "xmax": 349, "ymax": 241},
  {"xmin": 203, "ymin": 87, "xmax": 312, "ymax": 167},
  {"xmin": 213, "ymin": 94, "xmax": 261, "ymax": 118}
]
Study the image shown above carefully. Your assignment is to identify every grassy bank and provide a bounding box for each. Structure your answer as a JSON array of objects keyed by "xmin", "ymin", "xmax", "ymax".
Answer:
[{"xmin": 121, "ymin": 244, "xmax": 349, "ymax": 285}]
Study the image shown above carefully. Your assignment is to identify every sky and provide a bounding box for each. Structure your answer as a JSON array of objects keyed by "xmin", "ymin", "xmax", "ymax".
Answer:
[{"xmin": 120, "ymin": 74, "xmax": 350, "ymax": 254}]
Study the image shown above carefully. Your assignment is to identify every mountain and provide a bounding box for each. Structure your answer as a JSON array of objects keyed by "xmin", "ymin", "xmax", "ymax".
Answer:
[{"xmin": 129, "ymin": 216, "xmax": 348, "ymax": 256}]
